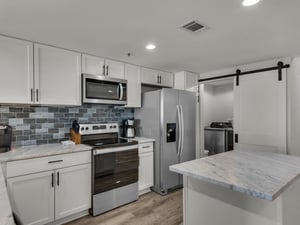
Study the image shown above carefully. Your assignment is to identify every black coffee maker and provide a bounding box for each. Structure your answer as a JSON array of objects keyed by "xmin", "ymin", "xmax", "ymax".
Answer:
[{"xmin": 0, "ymin": 124, "xmax": 12, "ymax": 153}]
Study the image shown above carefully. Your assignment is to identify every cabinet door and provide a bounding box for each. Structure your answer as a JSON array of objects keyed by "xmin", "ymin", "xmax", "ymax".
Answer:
[
  {"xmin": 141, "ymin": 67, "xmax": 159, "ymax": 85},
  {"xmin": 105, "ymin": 59, "xmax": 125, "ymax": 79},
  {"xmin": 55, "ymin": 164, "xmax": 91, "ymax": 220},
  {"xmin": 0, "ymin": 36, "xmax": 34, "ymax": 104},
  {"xmin": 82, "ymin": 54, "xmax": 105, "ymax": 75},
  {"xmin": 7, "ymin": 171, "xmax": 54, "ymax": 225},
  {"xmin": 125, "ymin": 64, "xmax": 141, "ymax": 108},
  {"xmin": 139, "ymin": 149, "xmax": 154, "ymax": 192},
  {"xmin": 234, "ymin": 70, "xmax": 286, "ymax": 154},
  {"xmin": 34, "ymin": 44, "xmax": 81, "ymax": 105},
  {"xmin": 159, "ymin": 71, "xmax": 174, "ymax": 87},
  {"xmin": 185, "ymin": 72, "xmax": 198, "ymax": 89}
]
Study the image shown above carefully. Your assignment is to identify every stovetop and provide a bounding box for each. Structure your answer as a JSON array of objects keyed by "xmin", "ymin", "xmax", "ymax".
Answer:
[{"xmin": 82, "ymin": 138, "xmax": 138, "ymax": 149}]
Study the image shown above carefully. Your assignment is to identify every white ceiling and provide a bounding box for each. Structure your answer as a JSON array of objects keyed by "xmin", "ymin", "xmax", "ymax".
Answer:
[{"xmin": 0, "ymin": 0, "xmax": 299, "ymax": 74}]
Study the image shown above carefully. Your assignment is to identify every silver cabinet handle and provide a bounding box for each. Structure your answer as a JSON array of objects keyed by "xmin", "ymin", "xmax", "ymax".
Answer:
[
  {"xmin": 31, "ymin": 88, "xmax": 34, "ymax": 102},
  {"xmin": 36, "ymin": 89, "xmax": 39, "ymax": 102},
  {"xmin": 106, "ymin": 65, "xmax": 109, "ymax": 75},
  {"xmin": 102, "ymin": 64, "xmax": 105, "ymax": 75},
  {"xmin": 157, "ymin": 75, "xmax": 159, "ymax": 84},
  {"xmin": 142, "ymin": 146, "xmax": 150, "ymax": 149},
  {"xmin": 51, "ymin": 173, "xmax": 54, "ymax": 188},
  {"xmin": 119, "ymin": 83, "xmax": 124, "ymax": 100},
  {"xmin": 159, "ymin": 76, "xmax": 162, "ymax": 84},
  {"xmin": 48, "ymin": 160, "xmax": 63, "ymax": 164},
  {"xmin": 57, "ymin": 171, "xmax": 60, "ymax": 186}
]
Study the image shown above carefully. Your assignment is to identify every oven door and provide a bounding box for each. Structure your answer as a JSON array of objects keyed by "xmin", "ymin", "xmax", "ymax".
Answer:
[
  {"xmin": 92, "ymin": 146, "xmax": 139, "ymax": 195},
  {"xmin": 82, "ymin": 74, "xmax": 127, "ymax": 105}
]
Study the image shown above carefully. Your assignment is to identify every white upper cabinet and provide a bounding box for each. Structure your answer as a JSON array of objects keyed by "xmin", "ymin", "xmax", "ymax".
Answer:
[
  {"xmin": 105, "ymin": 59, "xmax": 125, "ymax": 79},
  {"xmin": 159, "ymin": 71, "xmax": 174, "ymax": 87},
  {"xmin": 34, "ymin": 44, "xmax": 81, "ymax": 105},
  {"xmin": 141, "ymin": 67, "xmax": 159, "ymax": 85},
  {"xmin": 0, "ymin": 36, "xmax": 34, "ymax": 104},
  {"xmin": 174, "ymin": 71, "xmax": 198, "ymax": 90},
  {"xmin": 125, "ymin": 64, "xmax": 141, "ymax": 108},
  {"xmin": 82, "ymin": 54, "xmax": 105, "ymax": 75},
  {"xmin": 141, "ymin": 67, "xmax": 174, "ymax": 87},
  {"xmin": 82, "ymin": 54, "xmax": 125, "ymax": 79}
]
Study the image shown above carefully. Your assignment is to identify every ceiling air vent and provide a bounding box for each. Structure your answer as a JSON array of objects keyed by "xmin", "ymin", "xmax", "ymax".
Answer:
[{"xmin": 182, "ymin": 21, "xmax": 206, "ymax": 33}]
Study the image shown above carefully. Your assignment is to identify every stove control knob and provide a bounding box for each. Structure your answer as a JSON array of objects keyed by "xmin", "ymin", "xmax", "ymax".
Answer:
[
  {"xmin": 81, "ymin": 127, "xmax": 84, "ymax": 131},
  {"xmin": 86, "ymin": 127, "xmax": 89, "ymax": 130},
  {"xmin": 110, "ymin": 126, "xmax": 113, "ymax": 129},
  {"xmin": 114, "ymin": 125, "xmax": 117, "ymax": 128}
]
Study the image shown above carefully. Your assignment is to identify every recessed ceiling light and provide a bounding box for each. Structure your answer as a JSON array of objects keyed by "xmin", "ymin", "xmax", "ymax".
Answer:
[
  {"xmin": 146, "ymin": 44, "xmax": 156, "ymax": 50},
  {"xmin": 242, "ymin": 0, "xmax": 260, "ymax": 6}
]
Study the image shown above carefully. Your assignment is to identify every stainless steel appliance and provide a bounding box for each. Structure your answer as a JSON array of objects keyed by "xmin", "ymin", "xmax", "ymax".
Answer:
[
  {"xmin": 82, "ymin": 74, "xmax": 127, "ymax": 105},
  {"xmin": 0, "ymin": 124, "xmax": 12, "ymax": 153},
  {"xmin": 79, "ymin": 123, "xmax": 139, "ymax": 216},
  {"xmin": 135, "ymin": 88, "xmax": 196, "ymax": 195},
  {"xmin": 204, "ymin": 122, "xmax": 233, "ymax": 155},
  {"xmin": 123, "ymin": 119, "xmax": 135, "ymax": 138}
]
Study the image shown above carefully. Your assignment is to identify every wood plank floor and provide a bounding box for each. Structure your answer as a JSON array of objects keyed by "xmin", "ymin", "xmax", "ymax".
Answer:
[{"xmin": 65, "ymin": 189, "xmax": 183, "ymax": 225}]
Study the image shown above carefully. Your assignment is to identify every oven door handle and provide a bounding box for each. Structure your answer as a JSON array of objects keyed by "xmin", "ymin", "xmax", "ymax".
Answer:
[{"xmin": 93, "ymin": 144, "xmax": 138, "ymax": 155}]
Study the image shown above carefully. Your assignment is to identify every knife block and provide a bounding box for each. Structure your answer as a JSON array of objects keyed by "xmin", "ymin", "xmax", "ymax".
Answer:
[{"xmin": 70, "ymin": 129, "xmax": 81, "ymax": 144}]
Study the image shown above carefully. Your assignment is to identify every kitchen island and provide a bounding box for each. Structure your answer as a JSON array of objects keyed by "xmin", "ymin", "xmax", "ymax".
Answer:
[{"xmin": 170, "ymin": 150, "xmax": 300, "ymax": 225}]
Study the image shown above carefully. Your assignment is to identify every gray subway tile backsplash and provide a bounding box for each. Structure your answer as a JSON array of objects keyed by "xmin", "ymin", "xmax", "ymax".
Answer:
[{"xmin": 0, "ymin": 104, "xmax": 134, "ymax": 148}]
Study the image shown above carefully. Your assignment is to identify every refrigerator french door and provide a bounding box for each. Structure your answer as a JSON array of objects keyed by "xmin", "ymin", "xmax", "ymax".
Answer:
[{"xmin": 135, "ymin": 88, "xmax": 196, "ymax": 195}]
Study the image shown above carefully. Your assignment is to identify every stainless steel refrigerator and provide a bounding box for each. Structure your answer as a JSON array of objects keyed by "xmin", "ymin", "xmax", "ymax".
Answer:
[{"xmin": 135, "ymin": 88, "xmax": 196, "ymax": 195}]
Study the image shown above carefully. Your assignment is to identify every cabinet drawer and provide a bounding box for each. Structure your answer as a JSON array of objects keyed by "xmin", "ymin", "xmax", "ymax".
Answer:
[
  {"xmin": 6, "ymin": 151, "xmax": 91, "ymax": 178},
  {"xmin": 139, "ymin": 142, "xmax": 153, "ymax": 154}
]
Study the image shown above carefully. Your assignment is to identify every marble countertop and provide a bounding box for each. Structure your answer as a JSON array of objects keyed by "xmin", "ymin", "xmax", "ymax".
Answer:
[
  {"xmin": 170, "ymin": 150, "xmax": 300, "ymax": 201},
  {"xmin": 0, "ymin": 144, "xmax": 92, "ymax": 162},
  {"xmin": 123, "ymin": 137, "xmax": 155, "ymax": 143},
  {"xmin": 0, "ymin": 167, "xmax": 15, "ymax": 225}
]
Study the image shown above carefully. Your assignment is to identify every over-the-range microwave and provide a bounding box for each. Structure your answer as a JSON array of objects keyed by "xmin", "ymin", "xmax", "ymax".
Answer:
[{"xmin": 82, "ymin": 73, "xmax": 127, "ymax": 105}]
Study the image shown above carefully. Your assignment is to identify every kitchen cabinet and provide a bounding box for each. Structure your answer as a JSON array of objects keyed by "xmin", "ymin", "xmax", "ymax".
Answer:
[
  {"xmin": 55, "ymin": 164, "xmax": 91, "ymax": 220},
  {"xmin": 138, "ymin": 141, "xmax": 154, "ymax": 195},
  {"xmin": 125, "ymin": 64, "xmax": 141, "ymax": 108},
  {"xmin": 82, "ymin": 54, "xmax": 125, "ymax": 79},
  {"xmin": 174, "ymin": 71, "xmax": 199, "ymax": 90},
  {"xmin": 141, "ymin": 67, "xmax": 174, "ymax": 87},
  {"xmin": 34, "ymin": 44, "xmax": 81, "ymax": 105},
  {"xmin": 0, "ymin": 35, "xmax": 34, "ymax": 104},
  {"xmin": 7, "ymin": 171, "xmax": 54, "ymax": 225},
  {"xmin": 6, "ymin": 151, "xmax": 91, "ymax": 225}
]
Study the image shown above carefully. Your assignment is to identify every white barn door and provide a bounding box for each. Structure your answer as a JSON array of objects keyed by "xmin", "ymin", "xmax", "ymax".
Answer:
[{"xmin": 234, "ymin": 70, "xmax": 286, "ymax": 154}]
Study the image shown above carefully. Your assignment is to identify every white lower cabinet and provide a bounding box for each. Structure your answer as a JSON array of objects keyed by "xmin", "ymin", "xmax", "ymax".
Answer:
[
  {"xmin": 138, "ymin": 142, "xmax": 154, "ymax": 195},
  {"xmin": 55, "ymin": 164, "xmax": 91, "ymax": 220},
  {"xmin": 6, "ymin": 152, "xmax": 91, "ymax": 225},
  {"xmin": 7, "ymin": 171, "xmax": 55, "ymax": 225}
]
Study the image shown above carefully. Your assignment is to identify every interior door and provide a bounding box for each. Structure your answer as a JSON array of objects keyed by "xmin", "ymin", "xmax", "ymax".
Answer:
[
  {"xmin": 160, "ymin": 89, "xmax": 180, "ymax": 191},
  {"xmin": 234, "ymin": 70, "xmax": 287, "ymax": 154}
]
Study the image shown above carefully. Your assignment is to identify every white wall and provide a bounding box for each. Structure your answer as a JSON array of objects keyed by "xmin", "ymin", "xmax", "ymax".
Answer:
[{"xmin": 203, "ymin": 83, "xmax": 234, "ymax": 126}]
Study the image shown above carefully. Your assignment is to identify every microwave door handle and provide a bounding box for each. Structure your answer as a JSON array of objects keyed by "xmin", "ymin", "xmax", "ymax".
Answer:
[{"xmin": 119, "ymin": 83, "xmax": 124, "ymax": 100}]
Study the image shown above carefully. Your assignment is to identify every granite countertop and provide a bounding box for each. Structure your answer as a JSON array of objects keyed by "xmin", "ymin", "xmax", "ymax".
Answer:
[
  {"xmin": 123, "ymin": 137, "xmax": 155, "ymax": 143},
  {"xmin": 0, "ymin": 167, "xmax": 15, "ymax": 225},
  {"xmin": 170, "ymin": 150, "xmax": 300, "ymax": 201},
  {"xmin": 0, "ymin": 143, "xmax": 92, "ymax": 162}
]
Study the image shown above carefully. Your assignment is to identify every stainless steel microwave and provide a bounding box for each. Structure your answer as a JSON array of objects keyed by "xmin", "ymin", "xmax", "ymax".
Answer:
[{"xmin": 82, "ymin": 74, "xmax": 127, "ymax": 105}]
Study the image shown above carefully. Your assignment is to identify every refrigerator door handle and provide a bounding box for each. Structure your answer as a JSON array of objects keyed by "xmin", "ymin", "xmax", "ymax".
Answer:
[
  {"xmin": 180, "ymin": 105, "xmax": 184, "ymax": 156},
  {"xmin": 177, "ymin": 105, "xmax": 182, "ymax": 156}
]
